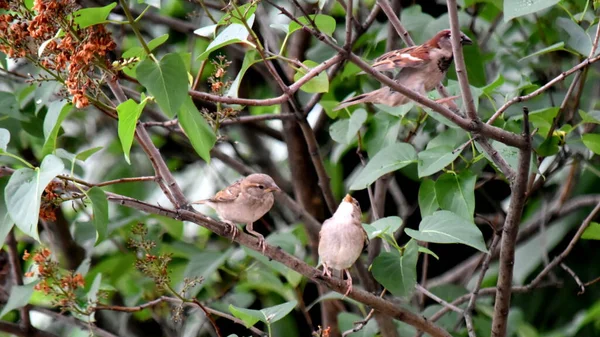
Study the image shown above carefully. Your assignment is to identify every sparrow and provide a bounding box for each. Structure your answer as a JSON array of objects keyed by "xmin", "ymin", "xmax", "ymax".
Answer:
[
  {"xmin": 334, "ymin": 29, "xmax": 472, "ymax": 111},
  {"xmin": 193, "ymin": 173, "xmax": 281, "ymax": 253},
  {"xmin": 318, "ymin": 194, "xmax": 368, "ymax": 296}
]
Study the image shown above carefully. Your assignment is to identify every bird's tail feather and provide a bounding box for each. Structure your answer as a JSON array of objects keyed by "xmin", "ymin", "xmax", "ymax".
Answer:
[{"xmin": 333, "ymin": 93, "xmax": 372, "ymax": 111}]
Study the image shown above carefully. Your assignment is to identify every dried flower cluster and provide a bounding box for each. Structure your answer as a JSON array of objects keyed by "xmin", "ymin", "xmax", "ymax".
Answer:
[
  {"xmin": 312, "ymin": 325, "xmax": 331, "ymax": 337},
  {"xmin": 202, "ymin": 55, "xmax": 238, "ymax": 130},
  {"xmin": 39, "ymin": 181, "xmax": 63, "ymax": 222},
  {"xmin": 23, "ymin": 248, "xmax": 86, "ymax": 309},
  {"xmin": 208, "ymin": 55, "xmax": 232, "ymax": 95},
  {"xmin": 0, "ymin": 0, "xmax": 116, "ymax": 108},
  {"xmin": 128, "ymin": 223, "xmax": 173, "ymax": 289}
]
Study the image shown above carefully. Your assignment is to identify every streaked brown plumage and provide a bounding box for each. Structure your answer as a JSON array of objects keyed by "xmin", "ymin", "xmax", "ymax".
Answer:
[
  {"xmin": 334, "ymin": 29, "xmax": 472, "ymax": 111},
  {"xmin": 193, "ymin": 173, "xmax": 281, "ymax": 253}
]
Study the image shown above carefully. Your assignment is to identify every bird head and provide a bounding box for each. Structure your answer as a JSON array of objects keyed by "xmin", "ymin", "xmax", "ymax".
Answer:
[
  {"xmin": 428, "ymin": 29, "xmax": 472, "ymax": 51},
  {"xmin": 243, "ymin": 173, "xmax": 281, "ymax": 196}
]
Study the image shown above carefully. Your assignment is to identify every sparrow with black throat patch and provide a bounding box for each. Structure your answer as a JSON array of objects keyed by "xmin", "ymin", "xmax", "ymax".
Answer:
[
  {"xmin": 193, "ymin": 173, "xmax": 281, "ymax": 253},
  {"xmin": 334, "ymin": 29, "xmax": 472, "ymax": 111},
  {"xmin": 318, "ymin": 194, "xmax": 368, "ymax": 296}
]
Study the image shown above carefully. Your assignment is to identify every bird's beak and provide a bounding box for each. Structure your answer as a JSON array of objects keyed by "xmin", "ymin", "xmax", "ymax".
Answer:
[
  {"xmin": 265, "ymin": 186, "xmax": 281, "ymax": 193},
  {"xmin": 460, "ymin": 34, "xmax": 473, "ymax": 45},
  {"xmin": 343, "ymin": 194, "xmax": 353, "ymax": 203}
]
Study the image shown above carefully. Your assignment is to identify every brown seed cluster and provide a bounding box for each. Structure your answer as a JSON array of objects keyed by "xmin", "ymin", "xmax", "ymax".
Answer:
[
  {"xmin": 23, "ymin": 248, "xmax": 86, "ymax": 309},
  {"xmin": 0, "ymin": 0, "xmax": 116, "ymax": 108}
]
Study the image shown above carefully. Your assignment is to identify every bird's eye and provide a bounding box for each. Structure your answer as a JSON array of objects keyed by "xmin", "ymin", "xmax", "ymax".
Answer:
[{"xmin": 258, "ymin": 185, "xmax": 265, "ymax": 189}]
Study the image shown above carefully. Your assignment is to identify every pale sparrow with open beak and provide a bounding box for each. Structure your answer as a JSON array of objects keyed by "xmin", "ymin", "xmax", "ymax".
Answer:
[
  {"xmin": 318, "ymin": 194, "xmax": 368, "ymax": 296},
  {"xmin": 193, "ymin": 173, "xmax": 281, "ymax": 253},
  {"xmin": 334, "ymin": 29, "xmax": 472, "ymax": 110}
]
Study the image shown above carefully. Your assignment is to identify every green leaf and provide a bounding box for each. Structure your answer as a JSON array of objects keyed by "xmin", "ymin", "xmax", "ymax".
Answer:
[
  {"xmin": 558, "ymin": 17, "xmax": 592, "ymax": 56},
  {"xmin": 579, "ymin": 110, "xmax": 600, "ymax": 124},
  {"xmin": 87, "ymin": 187, "xmax": 108, "ymax": 245},
  {"xmin": 0, "ymin": 92, "xmax": 22, "ymax": 120},
  {"xmin": 178, "ymin": 97, "xmax": 216, "ymax": 163},
  {"xmin": 419, "ymin": 178, "xmax": 439, "ymax": 218},
  {"xmin": 293, "ymin": 60, "xmax": 329, "ymax": 93},
  {"xmin": 87, "ymin": 273, "xmax": 102, "ymax": 322},
  {"xmin": 72, "ymin": 3, "xmax": 117, "ymax": 28},
  {"xmin": 226, "ymin": 50, "xmax": 260, "ymax": 98},
  {"xmin": 349, "ymin": 142, "xmax": 417, "ymax": 190},
  {"xmin": 289, "ymin": 15, "xmax": 336, "ymax": 36},
  {"xmin": 137, "ymin": 53, "xmax": 188, "ymax": 118},
  {"xmin": 138, "ymin": 0, "xmax": 160, "ymax": 8},
  {"xmin": 117, "ymin": 98, "xmax": 147, "ymax": 164},
  {"xmin": 183, "ymin": 248, "xmax": 234, "ymax": 296},
  {"xmin": 0, "ymin": 177, "xmax": 14, "ymax": 246},
  {"xmin": 405, "ymin": 210, "xmax": 487, "ymax": 252},
  {"xmin": 582, "ymin": 134, "xmax": 600, "ymax": 155},
  {"xmin": 197, "ymin": 15, "xmax": 256, "ymax": 61},
  {"xmin": 329, "ymin": 109, "xmax": 367, "ymax": 145},
  {"xmin": 338, "ymin": 312, "xmax": 378, "ymax": 337},
  {"xmin": 364, "ymin": 216, "xmax": 402, "ymax": 239},
  {"xmin": 229, "ymin": 300, "xmax": 297, "ymax": 327},
  {"xmin": 417, "ymin": 146, "xmax": 460, "ymax": 178},
  {"xmin": 519, "ymin": 42, "xmax": 566, "ymax": 62},
  {"xmin": 0, "ymin": 128, "xmax": 9, "ymax": 151},
  {"xmin": 435, "ymin": 172, "xmax": 476, "ymax": 221},
  {"xmin": 582, "ymin": 222, "xmax": 600, "ymax": 240},
  {"xmin": 418, "ymin": 246, "xmax": 439, "ymax": 260},
  {"xmin": 0, "ymin": 282, "xmax": 37, "ymax": 317},
  {"xmin": 76, "ymin": 147, "xmax": 103, "ymax": 161},
  {"xmin": 375, "ymin": 103, "xmax": 414, "ymax": 117},
  {"xmin": 504, "ymin": 0, "xmax": 560, "ymax": 22},
  {"xmin": 5, "ymin": 155, "xmax": 64, "ymax": 241},
  {"xmin": 371, "ymin": 240, "xmax": 418, "ymax": 297},
  {"xmin": 364, "ymin": 112, "xmax": 401, "ymax": 157},
  {"xmin": 346, "ymin": 109, "xmax": 367, "ymax": 142},
  {"xmin": 42, "ymin": 101, "xmax": 72, "ymax": 157}
]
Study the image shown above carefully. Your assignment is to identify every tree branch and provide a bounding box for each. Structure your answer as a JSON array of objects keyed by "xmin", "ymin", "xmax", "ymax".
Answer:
[{"xmin": 491, "ymin": 107, "xmax": 531, "ymax": 337}]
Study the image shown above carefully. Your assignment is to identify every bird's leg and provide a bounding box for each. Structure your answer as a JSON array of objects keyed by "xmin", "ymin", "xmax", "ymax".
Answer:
[
  {"xmin": 246, "ymin": 222, "xmax": 265, "ymax": 254},
  {"xmin": 343, "ymin": 269, "xmax": 353, "ymax": 297},
  {"xmin": 223, "ymin": 220, "xmax": 239, "ymax": 242},
  {"xmin": 321, "ymin": 261, "xmax": 332, "ymax": 278}
]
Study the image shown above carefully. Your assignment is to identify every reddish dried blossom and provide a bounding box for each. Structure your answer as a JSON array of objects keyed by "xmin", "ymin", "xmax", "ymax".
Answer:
[{"xmin": 0, "ymin": 0, "xmax": 116, "ymax": 108}]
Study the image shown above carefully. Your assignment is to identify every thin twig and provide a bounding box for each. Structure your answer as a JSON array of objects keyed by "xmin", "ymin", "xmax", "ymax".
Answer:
[
  {"xmin": 463, "ymin": 232, "xmax": 501, "ymax": 337},
  {"xmin": 560, "ymin": 263, "xmax": 585, "ymax": 295},
  {"xmin": 341, "ymin": 289, "xmax": 387, "ymax": 337},
  {"xmin": 416, "ymin": 284, "xmax": 463, "ymax": 313},
  {"xmin": 488, "ymin": 54, "xmax": 600, "ymax": 124},
  {"xmin": 525, "ymin": 202, "xmax": 600, "ymax": 291}
]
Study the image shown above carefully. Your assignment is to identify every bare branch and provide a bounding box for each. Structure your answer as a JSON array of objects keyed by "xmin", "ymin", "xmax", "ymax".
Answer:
[{"xmin": 491, "ymin": 107, "xmax": 532, "ymax": 337}]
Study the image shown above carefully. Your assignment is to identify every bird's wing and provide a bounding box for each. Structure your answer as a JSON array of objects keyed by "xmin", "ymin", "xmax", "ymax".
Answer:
[
  {"xmin": 362, "ymin": 225, "xmax": 370, "ymax": 249},
  {"xmin": 210, "ymin": 179, "xmax": 243, "ymax": 203},
  {"xmin": 371, "ymin": 45, "xmax": 431, "ymax": 71}
]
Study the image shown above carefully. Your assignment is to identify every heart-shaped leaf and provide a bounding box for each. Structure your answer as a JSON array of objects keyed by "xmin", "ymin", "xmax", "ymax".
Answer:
[
  {"xmin": 405, "ymin": 210, "xmax": 487, "ymax": 252},
  {"xmin": 371, "ymin": 240, "xmax": 418, "ymax": 297},
  {"xmin": 137, "ymin": 53, "xmax": 188, "ymax": 118},
  {"xmin": 349, "ymin": 142, "xmax": 417, "ymax": 190},
  {"xmin": 5, "ymin": 154, "xmax": 64, "ymax": 241}
]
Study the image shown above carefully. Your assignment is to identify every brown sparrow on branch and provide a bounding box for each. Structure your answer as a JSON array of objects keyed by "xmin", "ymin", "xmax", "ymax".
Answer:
[
  {"xmin": 334, "ymin": 29, "xmax": 472, "ymax": 111},
  {"xmin": 193, "ymin": 173, "xmax": 281, "ymax": 253},
  {"xmin": 318, "ymin": 194, "xmax": 368, "ymax": 296}
]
